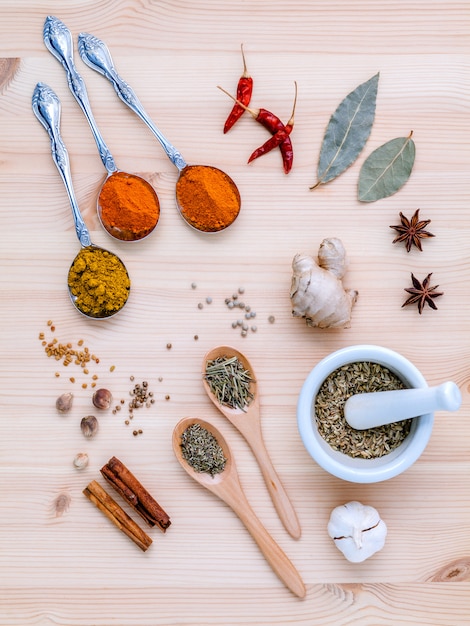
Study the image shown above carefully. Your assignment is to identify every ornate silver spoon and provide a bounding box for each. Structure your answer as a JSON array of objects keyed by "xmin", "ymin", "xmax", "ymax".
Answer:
[{"xmin": 32, "ymin": 82, "xmax": 130, "ymax": 318}]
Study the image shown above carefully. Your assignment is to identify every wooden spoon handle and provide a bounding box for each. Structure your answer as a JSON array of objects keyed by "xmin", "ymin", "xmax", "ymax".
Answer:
[
  {"xmin": 233, "ymin": 490, "xmax": 306, "ymax": 598},
  {"xmin": 251, "ymin": 439, "xmax": 301, "ymax": 540}
]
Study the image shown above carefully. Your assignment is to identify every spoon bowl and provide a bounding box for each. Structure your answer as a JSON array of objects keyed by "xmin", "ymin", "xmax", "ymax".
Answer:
[
  {"xmin": 32, "ymin": 82, "xmax": 130, "ymax": 319},
  {"xmin": 202, "ymin": 346, "xmax": 301, "ymax": 539},
  {"xmin": 44, "ymin": 16, "xmax": 160, "ymax": 242},
  {"xmin": 172, "ymin": 417, "xmax": 305, "ymax": 598},
  {"xmin": 77, "ymin": 32, "xmax": 241, "ymax": 233}
]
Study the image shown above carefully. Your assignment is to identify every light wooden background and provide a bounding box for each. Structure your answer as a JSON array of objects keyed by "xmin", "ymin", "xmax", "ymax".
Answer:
[{"xmin": 0, "ymin": 1, "xmax": 469, "ymax": 624}]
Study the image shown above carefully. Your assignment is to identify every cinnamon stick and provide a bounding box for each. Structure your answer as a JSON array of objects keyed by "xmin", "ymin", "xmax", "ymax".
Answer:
[
  {"xmin": 100, "ymin": 457, "xmax": 171, "ymax": 531},
  {"xmin": 83, "ymin": 480, "xmax": 152, "ymax": 552}
]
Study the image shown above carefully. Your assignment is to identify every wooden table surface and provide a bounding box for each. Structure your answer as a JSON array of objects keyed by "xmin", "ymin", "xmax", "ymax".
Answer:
[{"xmin": 1, "ymin": 1, "xmax": 469, "ymax": 624}]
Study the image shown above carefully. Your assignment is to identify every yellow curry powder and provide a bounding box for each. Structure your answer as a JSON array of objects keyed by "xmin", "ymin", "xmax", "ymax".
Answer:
[
  {"xmin": 176, "ymin": 165, "xmax": 241, "ymax": 232},
  {"xmin": 68, "ymin": 246, "xmax": 130, "ymax": 318},
  {"xmin": 99, "ymin": 171, "xmax": 160, "ymax": 241}
]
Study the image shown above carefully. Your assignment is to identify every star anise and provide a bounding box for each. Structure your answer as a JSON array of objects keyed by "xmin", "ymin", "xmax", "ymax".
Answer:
[
  {"xmin": 402, "ymin": 273, "xmax": 443, "ymax": 314},
  {"xmin": 390, "ymin": 209, "xmax": 435, "ymax": 252}
]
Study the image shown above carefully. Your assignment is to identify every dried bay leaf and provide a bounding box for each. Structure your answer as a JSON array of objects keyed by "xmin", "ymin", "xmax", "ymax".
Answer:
[
  {"xmin": 358, "ymin": 131, "xmax": 415, "ymax": 202},
  {"xmin": 311, "ymin": 73, "xmax": 379, "ymax": 190}
]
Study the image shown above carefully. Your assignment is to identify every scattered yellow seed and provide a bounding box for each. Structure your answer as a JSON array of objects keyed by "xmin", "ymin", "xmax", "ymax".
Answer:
[
  {"xmin": 47, "ymin": 320, "xmax": 52, "ymax": 326},
  {"xmin": 70, "ymin": 377, "xmax": 75, "ymax": 383},
  {"xmin": 39, "ymin": 332, "xmax": 45, "ymax": 340},
  {"xmin": 92, "ymin": 375, "xmax": 98, "ymax": 380},
  {"xmin": 55, "ymin": 372, "xmax": 60, "ymax": 378},
  {"xmin": 78, "ymin": 339, "xmax": 84, "ymax": 346},
  {"xmin": 83, "ymin": 369, "xmax": 89, "ymax": 375},
  {"xmin": 110, "ymin": 365, "xmax": 115, "ymax": 372},
  {"xmin": 82, "ymin": 383, "xmax": 87, "ymax": 389}
]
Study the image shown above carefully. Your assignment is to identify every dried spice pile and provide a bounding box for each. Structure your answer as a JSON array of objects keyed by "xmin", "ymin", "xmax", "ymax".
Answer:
[
  {"xmin": 38, "ymin": 320, "xmax": 107, "ymax": 388},
  {"xmin": 180, "ymin": 423, "xmax": 227, "ymax": 477},
  {"xmin": 315, "ymin": 362, "xmax": 412, "ymax": 459}
]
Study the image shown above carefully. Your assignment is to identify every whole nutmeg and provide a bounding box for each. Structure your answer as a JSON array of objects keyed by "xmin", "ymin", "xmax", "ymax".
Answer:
[
  {"xmin": 92, "ymin": 388, "xmax": 112, "ymax": 410},
  {"xmin": 80, "ymin": 415, "xmax": 99, "ymax": 438},
  {"xmin": 56, "ymin": 392, "xmax": 73, "ymax": 413},
  {"xmin": 73, "ymin": 452, "xmax": 89, "ymax": 470}
]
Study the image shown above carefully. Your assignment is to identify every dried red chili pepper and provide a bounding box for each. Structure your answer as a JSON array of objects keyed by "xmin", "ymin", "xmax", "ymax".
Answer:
[
  {"xmin": 279, "ymin": 135, "xmax": 294, "ymax": 174},
  {"xmin": 248, "ymin": 82, "xmax": 297, "ymax": 173},
  {"xmin": 218, "ymin": 83, "xmax": 296, "ymax": 173},
  {"xmin": 223, "ymin": 44, "xmax": 253, "ymax": 133},
  {"xmin": 219, "ymin": 85, "xmax": 284, "ymax": 132}
]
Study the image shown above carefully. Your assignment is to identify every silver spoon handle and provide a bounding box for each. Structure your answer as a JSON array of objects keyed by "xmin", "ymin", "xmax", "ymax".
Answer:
[
  {"xmin": 43, "ymin": 16, "xmax": 117, "ymax": 174},
  {"xmin": 32, "ymin": 82, "xmax": 92, "ymax": 247},
  {"xmin": 77, "ymin": 32, "xmax": 187, "ymax": 171}
]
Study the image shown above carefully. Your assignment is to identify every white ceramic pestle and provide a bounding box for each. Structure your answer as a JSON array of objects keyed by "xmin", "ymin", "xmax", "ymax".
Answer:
[{"xmin": 344, "ymin": 381, "xmax": 462, "ymax": 430}]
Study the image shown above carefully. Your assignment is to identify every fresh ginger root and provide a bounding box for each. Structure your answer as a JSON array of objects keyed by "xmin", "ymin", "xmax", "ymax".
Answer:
[{"xmin": 290, "ymin": 238, "xmax": 358, "ymax": 328}]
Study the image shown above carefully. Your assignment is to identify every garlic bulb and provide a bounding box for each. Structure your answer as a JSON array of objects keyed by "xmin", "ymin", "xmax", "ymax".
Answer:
[{"xmin": 327, "ymin": 501, "xmax": 387, "ymax": 563}]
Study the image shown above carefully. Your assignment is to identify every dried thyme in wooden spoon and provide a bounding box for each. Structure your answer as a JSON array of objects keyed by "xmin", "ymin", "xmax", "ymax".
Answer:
[{"xmin": 204, "ymin": 355, "xmax": 255, "ymax": 411}]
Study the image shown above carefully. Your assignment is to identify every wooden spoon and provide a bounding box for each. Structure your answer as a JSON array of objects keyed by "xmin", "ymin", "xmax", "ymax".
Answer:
[
  {"xmin": 202, "ymin": 346, "xmax": 301, "ymax": 540},
  {"xmin": 172, "ymin": 417, "xmax": 306, "ymax": 598}
]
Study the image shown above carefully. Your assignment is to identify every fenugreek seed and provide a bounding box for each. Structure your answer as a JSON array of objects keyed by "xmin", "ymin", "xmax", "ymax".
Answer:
[
  {"xmin": 110, "ymin": 365, "xmax": 115, "ymax": 372},
  {"xmin": 78, "ymin": 339, "xmax": 84, "ymax": 346},
  {"xmin": 55, "ymin": 372, "xmax": 60, "ymax": 377},
  {"xmin": 83, "ymin": 368, "xmax": 89, "ymax": 375},
  {"xmin": 47, "ymin": 320, "xmax": 52, "ymax": 326},
  {"xmin": 70, "ymin": 377, "xmax": 75, "ymax": 383}
]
